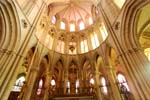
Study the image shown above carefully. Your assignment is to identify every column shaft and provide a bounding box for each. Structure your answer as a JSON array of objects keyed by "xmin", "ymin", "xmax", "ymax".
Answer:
[
  {"xmin": 22, "ymin": 67, "xmax": 39, "ymax": 100},
  {"xmin": 120, "ymin": 49, "xmax": 150, "ymax": 99},
  {"xmin": 94, "ymin": 72, "xmax": 102, "ymax": 100},
  {"xmin": 43, "ymin": 72, "xmax": 52, "ymax": 100}
]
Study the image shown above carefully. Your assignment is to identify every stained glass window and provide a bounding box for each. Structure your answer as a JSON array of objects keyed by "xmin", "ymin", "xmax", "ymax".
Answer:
[
  {"xmin": 101, "ymin": 77, "xmax": 108, "ymax": 94},
  {"xmin": 91, "ymin": 32, "xmax": 99, "ymax": 49},
  {"xmin": 117, "ymin": 73, "xmax": 130, "ymax": 91},
  {"xmin": 100, "ymin": 23, "xmax": 108, "ymax": 41},
  {"xmin": 79, "ymin": 21, "xmax": 85, "ymax": 30},
  {"xmin": 13, "ymin": 76, "xmax": 25, "ymax": 91},
  {"xmin": 60, "ymin": 21, "xmax": 65, "ymax": 30},
  {"xmin": 70, "ymin": 23, "xmax": 75, "ymax": 32},
  {"xmin": 80, "ymin": 40, "xmax": 88, "ymax": 53},
  {"xmin": 37, "ymin": 79, "xmax": 43, "ymax": 95},
  {"xmin": 52, "ymin": 16, "xmax": 56, "ymax": 24},
  {"xmin": 89, "ymin": 17, "xmax": 93, "ymax": 25}
]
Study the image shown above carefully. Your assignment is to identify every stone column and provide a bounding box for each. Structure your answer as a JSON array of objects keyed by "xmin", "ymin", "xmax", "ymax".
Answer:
[
  {"xmin": 78, "ymin": 70, "xmax": 83, "ymax": 94},
  {"xmin": 64, "ymin": 71, "xmax": 68, "ymax": 94},
  {"xmin": 119, "ymin": 48, "xmax": 150, "ymax": 100},
  {"xmin": 0, "ymin": 52, "xmax": 17, "ymax": 86},
  {"xmin": 0, "ymin": 50, "xmax": 12, "ymax": 73},
  {"xmin": 106, "ymin": 67, "xmax": 122, "ymax": 100},
  {"xmin": 0, "ymin": 52, "xmax": 25, "ymax": 100},
  {"xmin": 63, "ymin": 56, "xmax": 69, "ymax": 94},
  {"xmin": 22, "ymin": 65, "xmax": 39, "ymax": 100},
  {"xmin": 43, "ymin": 71, "xmax": 52, "ymax": 100},
  {"xmin": 94, "ymin": 71, "xmax": 102, "ymax": 100}
]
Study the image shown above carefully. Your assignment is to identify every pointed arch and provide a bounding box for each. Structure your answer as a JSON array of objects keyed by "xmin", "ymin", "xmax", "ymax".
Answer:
[
  {"xmin": 0, "ymin": 0, "xmax": 21, "ymax": 50},
  {"xmin": 121, "ymin": 0, "xmax": 150, "ymax": 51}
]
